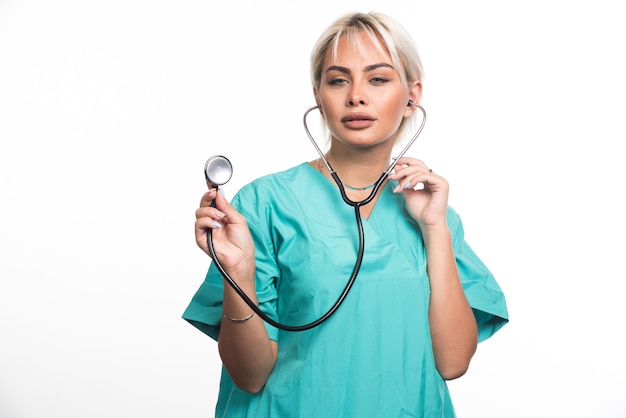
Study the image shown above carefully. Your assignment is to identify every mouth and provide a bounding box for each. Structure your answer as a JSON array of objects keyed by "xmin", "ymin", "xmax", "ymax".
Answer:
[
  {"xmin": 341, "ymin": 113, "xmax": 374, "ymax": 122},
  {"xmin": 341, "ymin": 113, "xmax": 375, "ymax": 129}
]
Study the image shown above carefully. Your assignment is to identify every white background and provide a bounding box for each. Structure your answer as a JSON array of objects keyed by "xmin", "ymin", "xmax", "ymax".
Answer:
[{"xmin": 1, "ymin": 1, "xmax": 625, "ymax": 417}]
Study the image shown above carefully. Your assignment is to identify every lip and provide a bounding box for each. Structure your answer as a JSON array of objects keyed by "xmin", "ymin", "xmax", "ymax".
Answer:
[{"xmin": 341, "ymin": 112, "xmax": 375, "ymax": 129}]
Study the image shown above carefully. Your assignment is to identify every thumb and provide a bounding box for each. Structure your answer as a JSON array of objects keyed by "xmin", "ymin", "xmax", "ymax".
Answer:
[{"xmin": 212, "ymin": 187, "xmax": 243, "ymax": 222}]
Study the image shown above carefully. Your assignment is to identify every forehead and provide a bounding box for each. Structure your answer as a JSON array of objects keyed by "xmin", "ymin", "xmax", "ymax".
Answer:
[{"xmin": 324, "ymin": 31, "xmax": 393, "ymax": 68}]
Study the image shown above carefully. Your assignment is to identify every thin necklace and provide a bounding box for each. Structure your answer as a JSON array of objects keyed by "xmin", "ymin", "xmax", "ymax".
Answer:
[
  {"xmin": 344, "ymin": 182, "xmax": 377, "ymax": 191},
  {"xmin": 315, "ymin": 158, "xmax": 378, "ymax": 191}
]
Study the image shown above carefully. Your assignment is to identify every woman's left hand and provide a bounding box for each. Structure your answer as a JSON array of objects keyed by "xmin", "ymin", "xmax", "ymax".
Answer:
[{"xmin": 389, "ymin": 157, "xmax": 449, "ymax": 229}]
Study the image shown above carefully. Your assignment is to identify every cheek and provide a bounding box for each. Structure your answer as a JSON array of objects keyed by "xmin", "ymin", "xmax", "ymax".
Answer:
[
  {"xmin": 383, "ymin": 103, "xmax": 409, "ymax": 129},
  {"xmin": 318, "ymin": 98, "xmax": 341, "ymax": 124},
  {"xmin": 380, "ymin": 91, "xmax": 409, "ymax": 116}
]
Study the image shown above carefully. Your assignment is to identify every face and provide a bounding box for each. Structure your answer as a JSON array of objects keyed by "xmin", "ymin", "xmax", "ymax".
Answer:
[{"xmin": 315, "ymin": 31, "xmax": 419, "ymax": 149}]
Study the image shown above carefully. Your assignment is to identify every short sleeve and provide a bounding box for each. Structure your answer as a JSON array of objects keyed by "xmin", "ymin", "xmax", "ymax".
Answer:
[
  {"xmin": 182, "ymin": 189, "xmax": 281, "ymax": 342},
  {"xmin": 448, "ymin": 207, "xmax": 509, "ymax": 342}
]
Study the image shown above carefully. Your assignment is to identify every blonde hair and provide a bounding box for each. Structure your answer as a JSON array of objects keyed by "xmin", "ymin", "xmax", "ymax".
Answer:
[{"xmin": 310, "ymin": 12, "xmax": 424, "ymax": 92}]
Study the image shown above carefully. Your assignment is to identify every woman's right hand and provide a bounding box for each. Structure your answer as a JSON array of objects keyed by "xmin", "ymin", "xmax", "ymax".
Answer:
[
  {"xmin": 197, "ymin": 188, "xmax": 277, "ymax": 393},
  {"xmin": 195, "ymin": 187, "xmax": 256, "ymax": 281}
]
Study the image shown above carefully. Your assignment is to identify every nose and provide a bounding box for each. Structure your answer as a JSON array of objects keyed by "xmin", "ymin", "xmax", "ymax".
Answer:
[
  {"xmin": 348, "ymin": 98, "xmax": 366, "ymax": 106},
  {"xmin": 347, "ymin": 84, "xmax": 367, "ymax": 107}
]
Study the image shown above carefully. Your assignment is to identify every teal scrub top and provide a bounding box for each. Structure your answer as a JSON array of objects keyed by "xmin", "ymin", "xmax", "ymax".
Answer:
[{"xmin": 183, "ymin": 163, "xmax": 508, "ymax": 418}]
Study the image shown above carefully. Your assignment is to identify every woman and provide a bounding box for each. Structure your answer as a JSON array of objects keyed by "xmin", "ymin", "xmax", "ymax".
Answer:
[{"xmin": 183, "ymin": 11, "xmax": 508, "ymax": 417}]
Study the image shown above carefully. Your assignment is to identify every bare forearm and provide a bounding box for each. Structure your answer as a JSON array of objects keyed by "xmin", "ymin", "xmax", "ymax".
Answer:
[
  {"xmin": 218, "ymin": 279, "xmax": 277, "ymax": 393},
  {"xmin": 423, "ymin": 225, "xmax": 478, "ymax": 380}
]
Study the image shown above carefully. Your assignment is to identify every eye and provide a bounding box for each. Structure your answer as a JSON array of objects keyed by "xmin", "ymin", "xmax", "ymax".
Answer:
[
  {"xmin": 370, "ymin": 77, "xmax": 390, "ymax": 85},
  {"xmin": 328, "ymin": 78, "xmax": 348, "ymax": 86}
]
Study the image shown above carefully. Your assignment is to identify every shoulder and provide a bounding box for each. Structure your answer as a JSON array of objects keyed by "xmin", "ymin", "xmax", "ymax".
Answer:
[
  {"xmin": 231, "ymin": 163, "xmax": 313, "ymax": 214},
  {"xmin": 235, "ymin": 163, "xmax": 309, "ymax": 197},
  {"xmin": 446, "ymin": 206, "xmax": 462, "ymax": 228},
  {"xmin": 445, "ymin": 206, "xmax": 467, "ymax": 244}
]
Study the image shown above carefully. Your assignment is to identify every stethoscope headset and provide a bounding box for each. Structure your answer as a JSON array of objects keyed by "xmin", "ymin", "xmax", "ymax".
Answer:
[{"xmin": 205, "ymin": 102, "xmax": 426, "ymax": 331}]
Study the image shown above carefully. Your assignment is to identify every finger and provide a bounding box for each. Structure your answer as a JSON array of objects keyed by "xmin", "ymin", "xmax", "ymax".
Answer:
[
  {"xmin": 195, "ymin": 214, "xmax": 225, "ymax": 232},
  {"xmin": 199, "ymin": 188, "xmax": 219, "ymax": 208},
  {"xmin": 211, "ymin": 188, "xmax": 246, "ymax": 224},
  {"xmin": 194, "ymin": 217, "xmax": 212, "ymax": 255},
  {"xmin": 195, "ymin": 207, "xmax": 230, "ymax": 248},
  {"xmin": 392, "ymin": 170, "xmax": 439, "ymax": 193},
  {"xmin": 196, "ymin": 205, "xmax": 226, "ymax": 225},
  {"xmin": 390, "ymin": 160, "xmax": 431, "ymax": 187},
  {"xmin": 393, "ymin": 157, "xmax": 429, "ymax": 174},
  {"xmin": 393, "ymin": 156, "xmax": 425, "ymax": 166}
]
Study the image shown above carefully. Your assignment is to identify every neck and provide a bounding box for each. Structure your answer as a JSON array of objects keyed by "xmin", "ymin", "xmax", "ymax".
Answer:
[{"xmin": 323, "ymin": 149, "xmax": 391, "ymax": 190}]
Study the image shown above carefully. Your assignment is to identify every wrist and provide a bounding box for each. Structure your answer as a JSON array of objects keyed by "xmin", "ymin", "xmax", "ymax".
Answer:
[{"xmin": 420, "ymin": 223, "xmax": 450, "ymax": 245}]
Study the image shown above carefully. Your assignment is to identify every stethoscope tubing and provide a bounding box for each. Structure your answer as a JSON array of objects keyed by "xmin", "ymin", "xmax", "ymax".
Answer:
[
  {"xmin": 303, "ymin": 103, "xmax": 427, "ymax": 208},
  {"xmin": 209, "ymin": 104, "xmax": 426, "ymax": 331},
  {"xmin": 208, "ymin": 197, "xmax": 365, "ymax": 332}
]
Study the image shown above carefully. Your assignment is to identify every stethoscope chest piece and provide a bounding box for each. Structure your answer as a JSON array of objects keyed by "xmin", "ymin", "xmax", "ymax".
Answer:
[{"xmin": 204, "ymin": 155, "xmax": 233, "ymax": 186}]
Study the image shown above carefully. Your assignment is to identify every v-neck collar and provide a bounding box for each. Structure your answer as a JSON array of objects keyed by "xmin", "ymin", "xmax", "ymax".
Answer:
[{"xmin": 303, "ymin": 162, "xmax": 399, "ymax": 221}]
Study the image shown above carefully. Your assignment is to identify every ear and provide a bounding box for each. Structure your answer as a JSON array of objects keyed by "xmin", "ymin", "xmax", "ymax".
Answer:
[
  {"xmin": 409, "ymin": 81, "xmax": 422, "ymax": 106},
  {"xmin": 313, "ymin": 87, "xmax": 324, "ymax": 115},
  {"xmin": 404, "ymin": 81, "xmax": 423, "ymax": 117}
]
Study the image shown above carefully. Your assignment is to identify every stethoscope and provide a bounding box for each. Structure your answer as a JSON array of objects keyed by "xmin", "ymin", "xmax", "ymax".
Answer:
[{"xmin": 205, "ymin": 103, "xmax": 426, "ymax": 332}]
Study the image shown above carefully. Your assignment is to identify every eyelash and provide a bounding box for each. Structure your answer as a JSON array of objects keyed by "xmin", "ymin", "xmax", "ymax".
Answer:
[
  {"xmin": 327, "ymin": 77, "xmax": 390, "ymax": 86},
  {"xmin": 328, "ymin": 79, "xmax": 347, "ymax": 86},
  {"xmin": 371, "ymin": 77, "xmax": 389, "ymax": 84}
]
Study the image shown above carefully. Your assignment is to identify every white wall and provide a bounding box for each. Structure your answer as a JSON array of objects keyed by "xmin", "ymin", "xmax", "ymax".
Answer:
[{"xmin": 1, "ymin": 1, "xmax": 624, "ymax": 417}]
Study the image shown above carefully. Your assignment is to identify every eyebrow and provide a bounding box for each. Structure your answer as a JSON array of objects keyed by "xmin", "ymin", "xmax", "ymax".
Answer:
[{"xmin": 325, "ymin": 63, "xmax": 395, "ymax": 75}]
